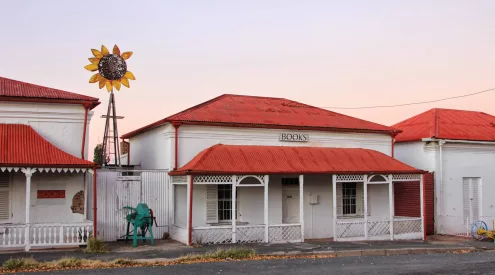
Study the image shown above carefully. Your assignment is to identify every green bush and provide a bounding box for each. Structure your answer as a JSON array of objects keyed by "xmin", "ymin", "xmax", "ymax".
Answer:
[
  {"xmin": 2, "ymin": 257, "xmax": 40, "ymax": 270},
  {"xmin": 84, "ymin": 237, "xmax": 108, "ymax": 253}
]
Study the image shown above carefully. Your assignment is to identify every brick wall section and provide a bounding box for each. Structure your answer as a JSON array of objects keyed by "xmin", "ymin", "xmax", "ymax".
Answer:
[{"xmin": 394, "ymin": 173, "xmax": 435, "ymax": 235}]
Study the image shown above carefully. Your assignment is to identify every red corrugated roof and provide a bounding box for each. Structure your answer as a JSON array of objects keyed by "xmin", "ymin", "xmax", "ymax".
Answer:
[
  {"xmin": 393, "ymin": 108, "xmax": 495, "ymax": 142},
  {"xmin": 122, "ymin": 94, "xmax": 400, "ymax": 139},
  {"xmin": 0, "ymin": 124, "xmax": 94, "ymax": 167},
  {"xmin": 170, "ymin": 144, "xmax": 421, "ymax": 175},
  {"xmin": 0, "ymin": 77, "xmax": 100, "ymax": 109}
]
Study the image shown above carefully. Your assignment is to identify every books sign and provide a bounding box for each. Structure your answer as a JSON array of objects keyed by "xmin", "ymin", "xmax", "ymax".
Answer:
[{"xmin": 279, "ymin": 133, "xmax": 309, "ymax": 142}]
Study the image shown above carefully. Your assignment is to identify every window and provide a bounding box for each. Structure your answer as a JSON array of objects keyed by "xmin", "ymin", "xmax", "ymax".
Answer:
[
  {"xmin": 282, "ymin": 178, "xmax": 299, "ymax": 186},
  {"xmin": 0, "ymin": 172, "xmax": 10, "ymax": 222},
  {"xmin": 218, "ymin": 184, "xmax": 232, "ymax": 221},
  {"xmin": 342, "ymin": 182, "xmax": 357, "ymax": 215}
]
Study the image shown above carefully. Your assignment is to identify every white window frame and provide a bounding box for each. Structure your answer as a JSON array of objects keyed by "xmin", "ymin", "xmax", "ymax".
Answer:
[
  {"xmin": 218, "ymin": 184, "xmax": 233, "ymax": 222},
  {"xmin": 342, "ymin": 182, "xmax": 357, "ymax": 216}
]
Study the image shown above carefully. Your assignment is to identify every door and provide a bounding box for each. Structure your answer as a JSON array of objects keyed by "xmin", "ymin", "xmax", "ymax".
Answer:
[
  {"xmin": 463, "ymin": 178, "xmax": 481, "ymax": 224},
  {"xmin": 282, "ymin": 188, "xmax": 300, "ymax": 224}
]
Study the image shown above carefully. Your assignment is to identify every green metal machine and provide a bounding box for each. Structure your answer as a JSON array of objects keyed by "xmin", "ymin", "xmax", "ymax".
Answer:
[{"xmin": 123, "ymin": 203, "xmax": 155, "ymax": 247}]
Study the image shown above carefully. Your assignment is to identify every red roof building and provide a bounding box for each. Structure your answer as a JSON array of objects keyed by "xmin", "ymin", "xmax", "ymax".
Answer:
[
  {"xmin": 393, "ymin": 108, "xmax": 495, "ymax": 142},
  {"xmin": 122, "ymin": 94, "xmax": 400, "ymax": 139},
  {"xmin": 0, "ymin": 76, "xmax": 100, "ymax": 109}
]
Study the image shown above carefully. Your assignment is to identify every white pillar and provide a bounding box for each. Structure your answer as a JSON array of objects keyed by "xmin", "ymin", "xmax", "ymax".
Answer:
[
  {"xmin": 22, "ymin": 168, "xmax": 35, "ymax": 252},
  {"xmin": 332, "ymin": 175, "xmax": 337, "ymax": 241},
  {"xmin": 264, "ymin": 175, "xmax": 269, "ymax": 243},
  {"xmin": 232, "ymin": 175, "xmax": 237, "ymax": 243},
  {"xmin": 388, "ymin": 174, "xmax": 394, "ymax": 240},
  {"xmin": 299, "ymin": 175, "xmax": 304, "ymax": 242},
  {"xmin": 364, "ymin": 175, "xmax": 368, "ymax": 240},
  {"xmin": 420, "ymin": 174, "xmax": 425, "ymax": 240},
  {"xmin": 186, "ymin": 175, "xmax": 192, "ymax": 245}
]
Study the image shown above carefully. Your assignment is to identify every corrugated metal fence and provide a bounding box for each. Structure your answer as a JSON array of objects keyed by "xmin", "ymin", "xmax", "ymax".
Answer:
[{"xmin": 87, "ymin": 170, "xmax": 170, "ymax": 242}]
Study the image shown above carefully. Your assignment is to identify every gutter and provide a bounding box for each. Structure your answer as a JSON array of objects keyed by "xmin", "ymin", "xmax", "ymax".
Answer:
[{"xmin": 422, "ymin": 138, "xmax": 495, "ymax": 145}]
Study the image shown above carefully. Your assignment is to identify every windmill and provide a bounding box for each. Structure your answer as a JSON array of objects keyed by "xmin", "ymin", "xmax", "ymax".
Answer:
[{"xmin": 85, "ymin": 45, "xmax": 136, "ymax": 166}]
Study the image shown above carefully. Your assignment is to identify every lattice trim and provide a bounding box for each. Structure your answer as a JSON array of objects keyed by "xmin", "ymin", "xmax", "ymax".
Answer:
[
  {"xmin": 192, "ymin": 227, "xmax": 232, "ymax": 245},
  {"xmin": 336, "ymin": 221, "xmax": 365, "ymax": 238},
  {"xmin": 394, "ymin": 219, "xmax": 422, "ymax": 235},
  {"xmin": 268, "ymin": 225, "xmax": 301, "ymax": 243},
  {"xmin": 236, "ymin": 175, "xmax": 265, "ymax": 185},
  {"xmin": 194, "ymin": 175, "xmax": 233, "ymax": 184},
  {"xmin": 392, "ymin": 174, "xmax": 421, "ymax": 181},
  {"xmin": 368, "ymin": 220, "xmax": 390, "ymax": 236},
  {"xmin": 237, "ymin": 226, "xmax": 265, "ymax": 243},
  {"xmin": 335, "ymin": 175, "xmax": 365, "ymax": 182},
  {"xmin": 171, "ymin": 176, "xmax": 187, "ymax": 183}
]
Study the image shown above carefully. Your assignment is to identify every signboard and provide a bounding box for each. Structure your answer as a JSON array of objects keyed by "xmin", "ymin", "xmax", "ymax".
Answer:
[{"xmin": 279, "ymin": 133, "xmax": 309, "ymax": 142}]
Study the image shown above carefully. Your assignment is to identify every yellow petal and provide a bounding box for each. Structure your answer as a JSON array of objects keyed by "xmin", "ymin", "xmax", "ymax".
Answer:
[
  {"xmin": 106, "ymin": 81, "xmax": 112, "ymax": 92},
  {"xmin": 88, "ymin": 57, "xmax": 100, "ymax": 64},
  {"xmin": 101, "ymin": 45, "xmax": 109, "ymax": 56},
  {"xmin": 113, "ymin": 80, "xmax": 121, "ymax": 91},
  {"xmin": 84, "ymin": 64, "xmax": 98, "ymax": 72},
  {"xmin": 91, "ymin": 49, "xmax": 103, "ymax": 58},
  {"xmin": 89, "ymin": 73, "xmax": 101, "ymax": 83},
  {"xmin": 124, "ymin": 71, "xmax": 136, "ymax": 80},
  {"xmin": 99, "ymin": 78, "xmax": 106, "ymax": 89},
  {"xmin": 121, "ymin": 52, "xmax": 133, "ymax": 60},
  {"xmin": 113, "ymin": 45, "xmax": 121, "ymax": 55},
  {"xmin": 121, "ymin": 76, "xmax": 130, "ymax": 88}
]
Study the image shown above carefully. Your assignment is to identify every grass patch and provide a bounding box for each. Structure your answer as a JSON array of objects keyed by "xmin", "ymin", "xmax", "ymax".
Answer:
[
  {"xmin": 111, "ymin": 258, "xmax": 138, "ymax": 266},
  {"xmin": 180, "ymin": 247, "xmax": 256, "ymax": 262},
  {"xmin": 56, "ymin": 257, "xmax": 83, "ymax": 268},
  {"xmin": 84, "ymin": 237, "xmax": 108, "ymax": 253},
  {"xmin": 2, "ymin": 257, "xmax": 40, "ymax": 270}
]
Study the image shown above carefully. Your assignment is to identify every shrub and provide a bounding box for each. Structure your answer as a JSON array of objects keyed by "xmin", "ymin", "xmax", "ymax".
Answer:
[
  {"xmin": 2, "ymin": 257, "xmax": 39, "ymax": 270},
  {"xmin": 84, "ymin": 237, "xmax": 108, "ymax": 253}
]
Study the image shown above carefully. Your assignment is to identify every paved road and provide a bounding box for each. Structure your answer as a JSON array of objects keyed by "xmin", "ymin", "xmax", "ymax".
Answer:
[{"xmin": 12, "ymin": 252, "xmax": 495, "ymax": 275}]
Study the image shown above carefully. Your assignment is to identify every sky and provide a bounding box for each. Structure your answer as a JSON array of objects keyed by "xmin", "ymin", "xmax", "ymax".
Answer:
[{"xmin": 1, "ymin": 0, "xmax": 495, "ymax": 160}]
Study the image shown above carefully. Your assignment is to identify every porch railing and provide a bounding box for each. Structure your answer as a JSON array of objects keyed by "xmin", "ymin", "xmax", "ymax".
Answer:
[
  {"xmin": 0, "ymin": 222, "xmax": 93, "ymax": 249},
  {"xmin": 336, "ymin": 217, "xmax": 422, "ymax": 241},
  {"xmin": 190, "ymin": 223, "xmax": 302, "ymax": 245}
]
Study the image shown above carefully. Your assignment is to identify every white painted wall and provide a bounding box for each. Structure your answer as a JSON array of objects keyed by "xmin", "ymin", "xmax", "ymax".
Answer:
[
  {"xmin": 395, "ymin": 141, "xmax": 495, "ymax": 234},
  {"xmin": 129, "ymin": 123, "xmax": 393, "ymax": 170},
  {"xmin": 10, "ymin": 172, "xmax": 87, "ymax": 224},
  {"xmin": 128, "ymin": 124, "xmax": 171, "ymax": 169},
  {"xmin": 368, "ymin": 184, "xmax": 390, "ymax": 219},
  {"xmin": 0, "ymin": 102, "xmax": 93, "ymax": 159},
  {"xmin": 302, "ymin": 175, "xmax": 333, "ymax": 239}
]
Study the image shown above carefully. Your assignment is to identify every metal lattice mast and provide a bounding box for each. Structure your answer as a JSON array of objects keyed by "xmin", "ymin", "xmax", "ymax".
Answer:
[{"xmin": 101, "ymin": 90, "xmax": 122, "ymax": 166}]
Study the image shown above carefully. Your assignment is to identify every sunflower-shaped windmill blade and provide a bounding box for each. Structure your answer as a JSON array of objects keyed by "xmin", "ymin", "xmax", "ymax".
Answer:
[
  {"xmin": 85, "ymin": 44, "xmax": 136, "ymax": 167},
  {"xmin": 85, "ymin": 45, "xmax": 136, "ymax": 92}
]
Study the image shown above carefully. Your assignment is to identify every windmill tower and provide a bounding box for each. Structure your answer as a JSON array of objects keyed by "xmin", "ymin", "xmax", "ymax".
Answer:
[{"xmin": 84, "ymin": 44, "xmax": 136, "ymax": 166}]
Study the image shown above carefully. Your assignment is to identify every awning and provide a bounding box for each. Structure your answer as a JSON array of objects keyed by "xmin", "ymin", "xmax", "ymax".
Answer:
[
  {"xmin": 170, "ymin": 144, "xmax": 423, "ymax": 175},
  {"xmin": 0, "ymin": 124, "xmax": 94, "ymax": 168}
]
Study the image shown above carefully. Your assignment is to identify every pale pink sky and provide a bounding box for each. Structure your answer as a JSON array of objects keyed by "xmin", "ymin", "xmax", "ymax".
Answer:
[{"xmin": 1, "ymin": 1, "xmax": 494, "ymax": 159}]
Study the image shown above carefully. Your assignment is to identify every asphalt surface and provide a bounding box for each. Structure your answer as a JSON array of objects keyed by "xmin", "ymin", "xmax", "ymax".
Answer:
[{"xmin": 10, "ymin": 251, "xmax": 495, "ymax": 275}]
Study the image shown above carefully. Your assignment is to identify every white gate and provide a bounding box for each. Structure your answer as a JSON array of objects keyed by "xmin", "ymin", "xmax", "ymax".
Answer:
[{"xmin": 87, "ymin": 170, "xmax": 169, "ymax": 242}]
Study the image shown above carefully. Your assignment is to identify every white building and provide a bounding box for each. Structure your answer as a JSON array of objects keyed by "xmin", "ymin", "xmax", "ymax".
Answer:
[
  {"xmin": 122, "ymin": 94, "xmax": 427, "ymax": 245},
  {"xmin": 0, "ymin": 76, "xmax": 99, "ymax": 251},
  {"xmin": 393, "ymin": 108, "xmax": 495, "ymax": 236}
]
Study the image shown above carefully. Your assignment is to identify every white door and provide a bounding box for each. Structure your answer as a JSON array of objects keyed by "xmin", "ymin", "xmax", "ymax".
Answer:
[
  {"xmin": 282, "ymin": 188, "xmax": 300, "ymax": 224},
  {"xmin": 463, "ymin": 178, "xmax": 481, "ymax": 224},
  {"xmin": 0, "ymin": 172, "xmax": 10, "ymax": 223}
]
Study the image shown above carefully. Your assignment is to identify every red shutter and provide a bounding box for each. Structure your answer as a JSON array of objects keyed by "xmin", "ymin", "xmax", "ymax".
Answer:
[{"xmin": 394, "ymin": 173, "xmax": 435, "ymax": 235}]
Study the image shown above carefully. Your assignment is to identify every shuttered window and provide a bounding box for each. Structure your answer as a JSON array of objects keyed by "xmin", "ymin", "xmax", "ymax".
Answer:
[
  {"xmin": 336, "ymin": 182, "xmax": 369, "ymax": 217},
  {"xmin": 342, "ymin": 183, "xmax": 357, "ymax": 215},
  {"xmin": 206, "ymin": 185, "xmax": 219, "ymax": 223},
  {"xmin": 0, "ymin": 172, "xmax": 10, "ymax": 222}
]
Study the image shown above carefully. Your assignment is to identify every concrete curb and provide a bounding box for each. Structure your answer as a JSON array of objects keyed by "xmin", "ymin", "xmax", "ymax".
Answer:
[{"xmin": 259, "ymin": 246, "xmax": 477, "ymax": 258}]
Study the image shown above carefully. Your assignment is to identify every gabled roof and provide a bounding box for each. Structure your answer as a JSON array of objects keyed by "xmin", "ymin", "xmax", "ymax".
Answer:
[
  {"xmin": 393, "ymin": 108, "xmax": 495, "ymax": 142},
  {"xmin": 0, "ymin": 77, "xmax": 100, "ymax": 109},
  {"xmin": 122, "ymin": 94, "xmax": 399, "ymax": 138},
  {"xmin": 0, "ymin": 124, "xmax": 94, "ymax": 167},
  {"xmin": 170, "ymin": 144, "xmax": 421, "ymax": 175}
]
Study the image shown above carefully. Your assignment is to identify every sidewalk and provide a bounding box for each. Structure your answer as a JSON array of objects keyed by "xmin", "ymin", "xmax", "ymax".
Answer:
[{"xmin": 0, "ymin": 235, "xmax": 493, "ymax": 264}]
